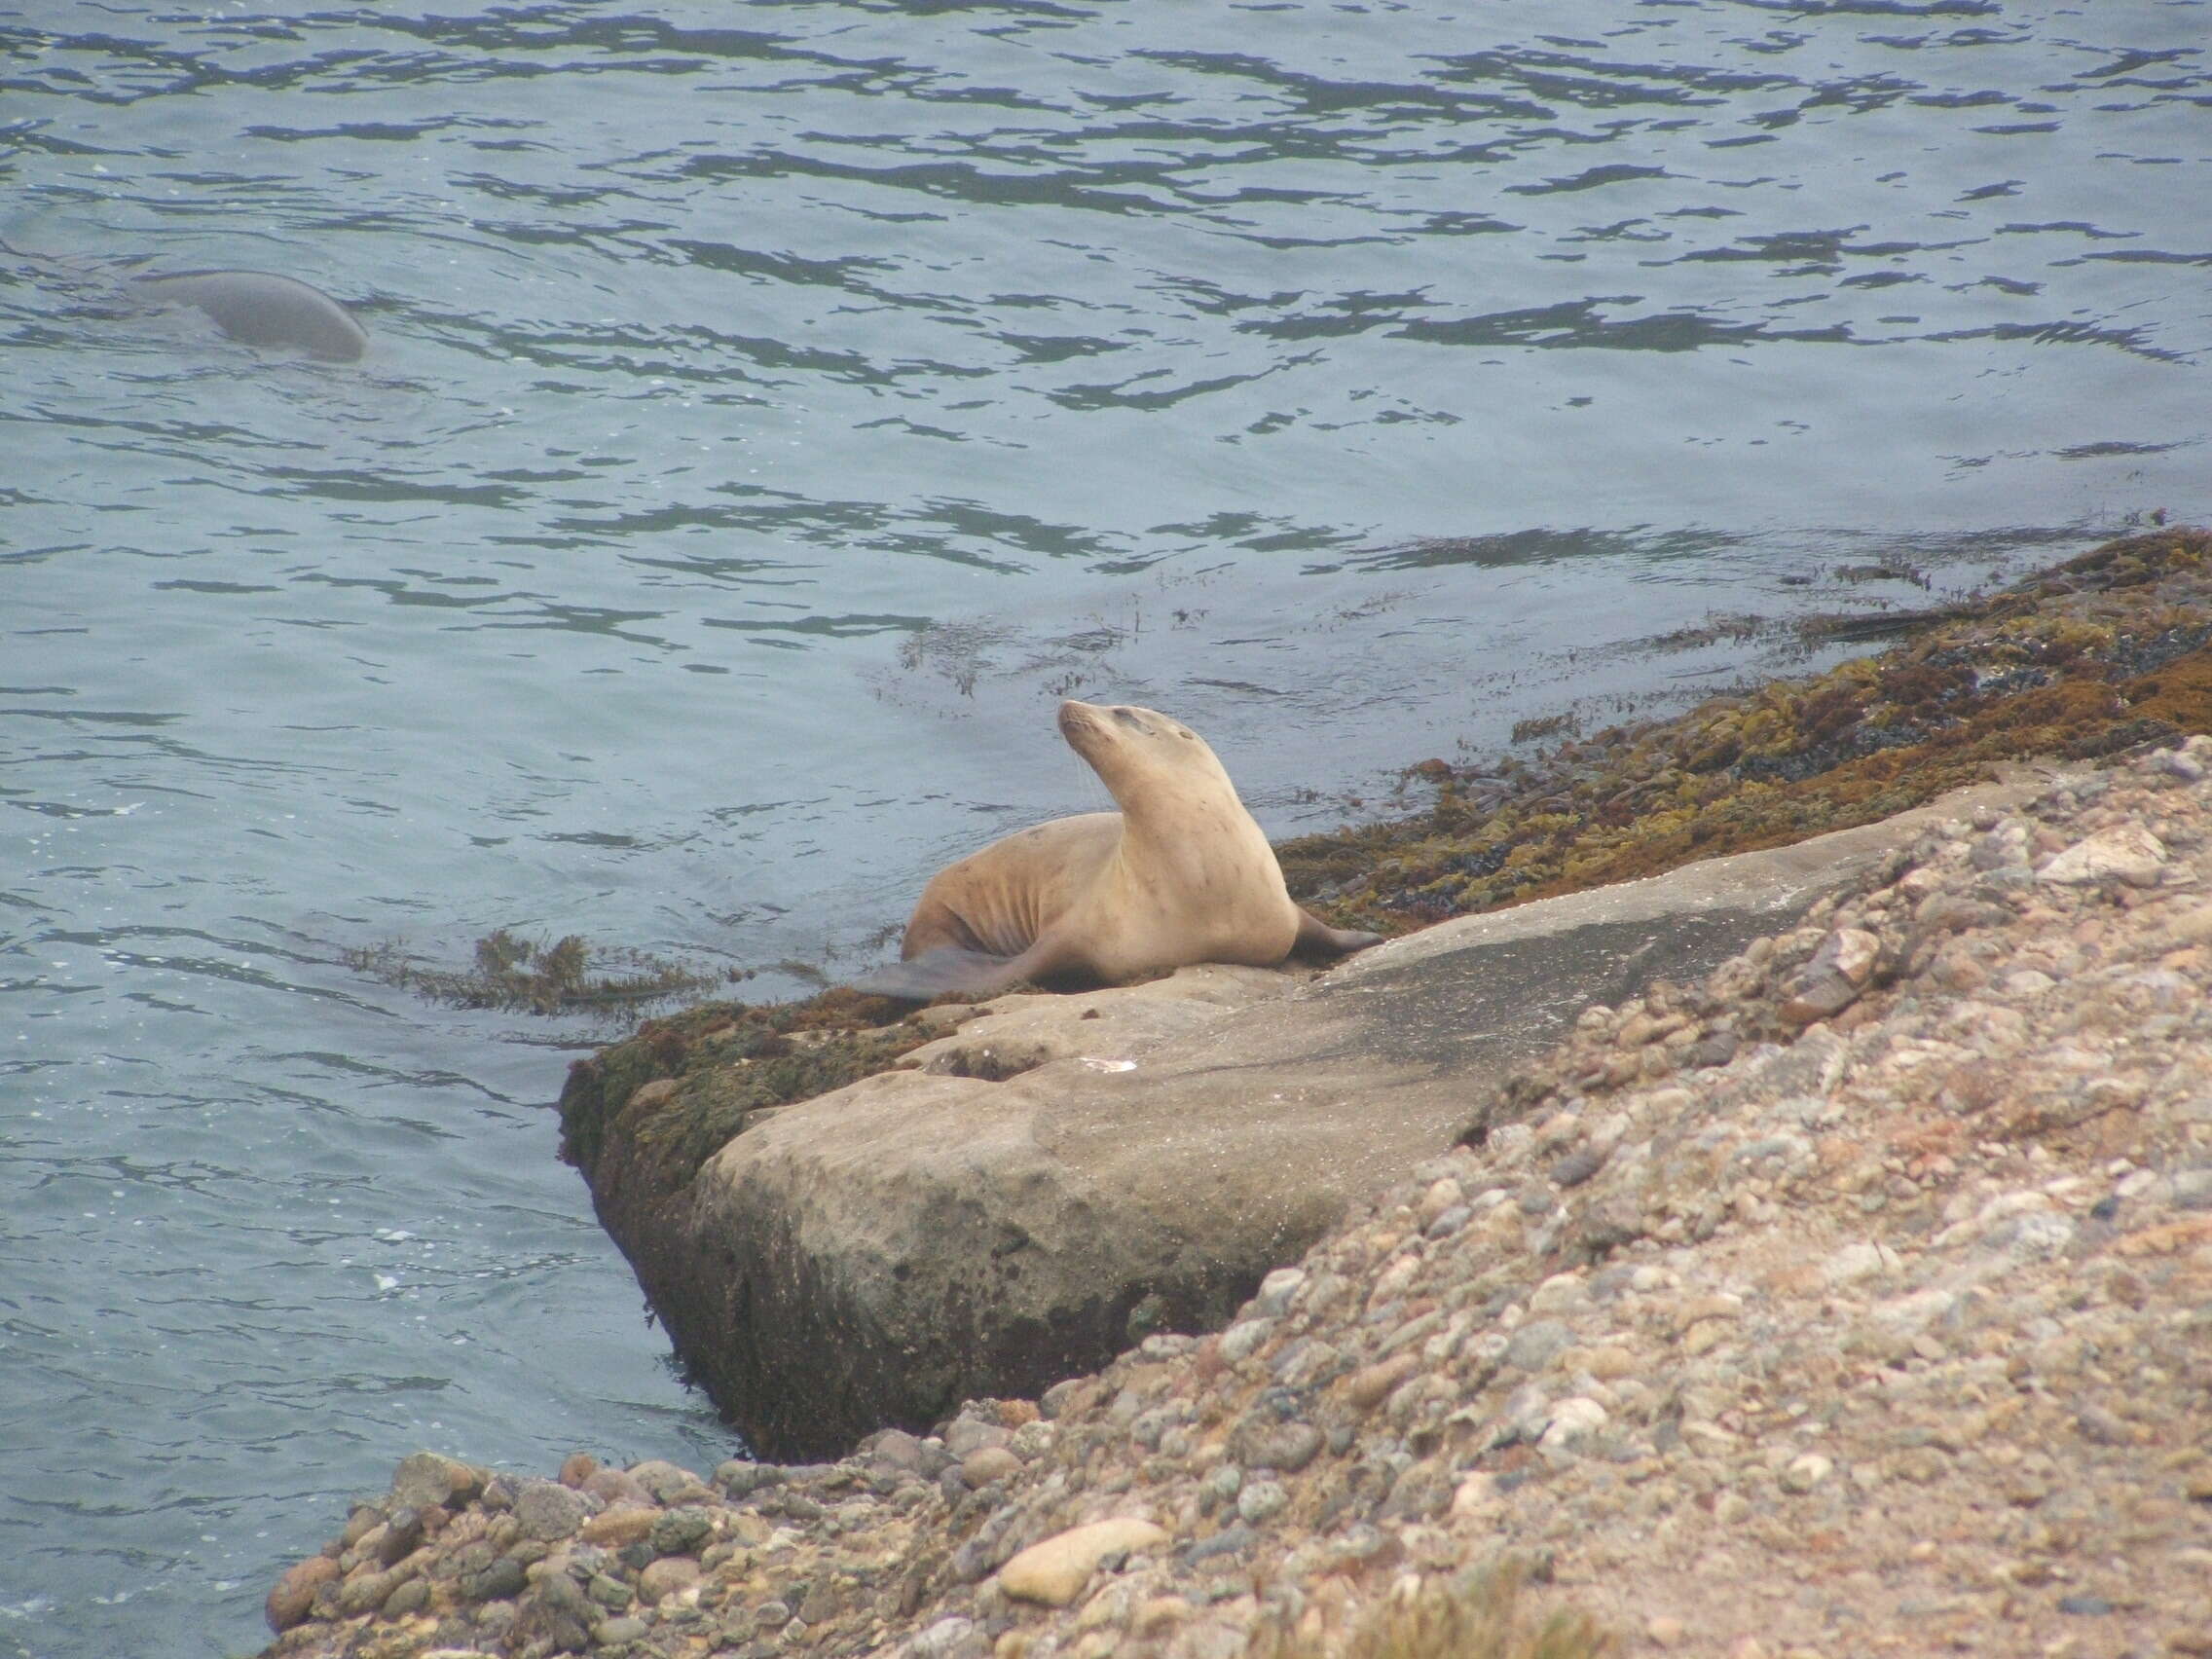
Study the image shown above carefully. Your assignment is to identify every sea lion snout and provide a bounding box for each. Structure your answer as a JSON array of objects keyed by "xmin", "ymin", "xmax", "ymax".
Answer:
[
  {"xmin": 1056, "ymin": 699, "xmax": 1123, "ymax": 752},
  {"xmin": 1058, "ymin": 700, "xmax": 1189, "ymax": 742}
]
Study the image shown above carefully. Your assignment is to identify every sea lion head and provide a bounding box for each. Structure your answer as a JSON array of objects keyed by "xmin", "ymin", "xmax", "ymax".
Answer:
[{"xmin": 1056, "ymin": 700, "xmax": 1239, "ymax": 815}]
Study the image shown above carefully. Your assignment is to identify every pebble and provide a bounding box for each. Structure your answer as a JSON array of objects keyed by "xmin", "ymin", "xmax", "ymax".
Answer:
[
  {"xmin": 1503, "ymin": 1318, "xmax": 1572, "ymax": 1371},
  {"xmin": 1345, "ymin": 1352, "xmax": 1419, "ymax": 1409},
  {"xmin": 264, "ymin": 1555, "xmax": 338, "ymax": 1632},
  {"xmin": 1235, "ymin": 1480, "xmax": 1288, "ymax": 1525},
  {"xmin": 379, "ymin": 1577, "xmax": 428, "ymax": 1618},
  {"xmin": 1252, "ymin": 1268, "xmax": 1305, "ymax": 1316},
  {"xmin": 512, "ymin": 1480, "xmax": 592, "ymax": 1542},
  {"xmin": 583, "ymin": 1466, "xmax": 653, "ymax": 1509},
  {"xmin": 387, "ymin": 1452, "xmax": 481, "ymax": 1512},
  {"xmin": 998, "ymin": 1518, "xmax": 1168, "ymax": 1606},
  {"xmin": 1217, "ymin": 1318, "xmax": 1273, "ymax": 1364},
  {"xmin": 1782, "ymin": 928, "xmax": 1882, "ymax": 1022},
  {"xmin": 1538, "ymin": 1396, "xmax": 1608, "ymax": 1449},
  {"xmin": 1550, "ymin": 1144, "xmax": 1608, "ymax": 1187},
  {"xmin": 626, "ymin": 1458, "xmax": 712, "ymax": 1503},
  {"xmin": 1235, "ymin": 1419, "xmax": 1324, "ymax": 1474},
  {"xmin": 637, "ymin": 1555, "xmax": 700, "ymax": 1604},
  {"xmin": 1781, "ymin": 1453, "xmax": 1834, "ymax": 1493},
  {"xmin": 462, "ymin": 1555, "xmax": 526, "ymax": 1603},
  {"xmin": 962, "ymin": 1446, "xmax": 1022, "ymax": 1488},
  {"xmin": 909, "ymin": 1615, "xmax": 977, "ymax": 1658},
  {"xmin": 579, "ymin": 1505, "xmax": 655, "ymax": 1548},
  {"xmin": 2039, "ymin": 826, "xmax": 2167, "ymax": 886},
  {"xmin": 943, "ymin": 1419, "xmax": 1013, "ymax": 1458}
]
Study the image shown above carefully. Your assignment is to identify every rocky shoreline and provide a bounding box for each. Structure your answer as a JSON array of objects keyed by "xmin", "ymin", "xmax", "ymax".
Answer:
[
  {"xmin": 260, "ymin": 726, "xmax": 2212, "ymax": 1655},
  {"xmin": 548, "ymin": 527, "xmax": 2212, "ymax": 1463}
]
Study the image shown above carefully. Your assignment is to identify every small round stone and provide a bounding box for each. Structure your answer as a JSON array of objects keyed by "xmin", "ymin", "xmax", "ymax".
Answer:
[
  {"xmin": 512, "ymin": 1481, "xmax": 591, "ymax": 1542},
  {"xmin": 639, "ymin": 1556, "xmax": 702, "ymax": 1604},
  {"xmin": 265, "ymin": 1555, "xmax": 339, "ymax": 1633},
  {"xmin": 962, "ymin": 1446, "xmax": 1022, "ymax": 1488},
  {"xmin": 1235, "ymin": 1480, "xmax": 1289, "ymax": 1525}
]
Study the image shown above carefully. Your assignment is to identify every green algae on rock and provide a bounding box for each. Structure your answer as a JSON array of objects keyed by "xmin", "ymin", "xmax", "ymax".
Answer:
[
  {"xmin": 1279, "ymin": 527, "xmax": 2212, "ymax": 935},
  {"xmin": 558, "ymin": 989, "xmax": 926, "ymax": 1191}
]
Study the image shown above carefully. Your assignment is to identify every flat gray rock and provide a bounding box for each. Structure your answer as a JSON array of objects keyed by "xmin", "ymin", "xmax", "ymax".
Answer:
[{"xmin": 631, "ymin": 770, "xmax": 2068, "ymax": 1456}]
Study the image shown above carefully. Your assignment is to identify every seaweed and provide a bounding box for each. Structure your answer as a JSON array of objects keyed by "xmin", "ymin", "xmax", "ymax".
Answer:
[
  {"xmin": 346, "ymin": 928, "xmax": 736, "ymax": 1014},
  {"xmin": 1283, "ymin": 528, "xmax": 2212, "ymax": 936}
]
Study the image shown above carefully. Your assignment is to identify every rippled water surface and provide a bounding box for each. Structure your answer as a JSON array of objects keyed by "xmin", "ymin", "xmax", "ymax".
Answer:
[{"xmin": 3, "ymin": 0, "xmax": 2207, "ymax": 1651}]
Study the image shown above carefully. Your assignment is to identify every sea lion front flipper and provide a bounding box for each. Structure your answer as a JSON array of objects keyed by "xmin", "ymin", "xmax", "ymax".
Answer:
[
  {"xmin": 850, "ymin": 946, "xmax": 1033, "ymax": 1002},
  {"xmin": 1291, "ymin": 907, "xmax": 1384, "ymax": 960}
]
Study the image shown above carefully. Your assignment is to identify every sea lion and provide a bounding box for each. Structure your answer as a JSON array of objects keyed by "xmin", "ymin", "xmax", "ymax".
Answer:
[
  {"xmin": 854, "ymin": 700, "xmax": 1382, "ymax": 1000},
  {"xmin": 129, "ymin": 270, "xmax": 369, "ymax": 361}
]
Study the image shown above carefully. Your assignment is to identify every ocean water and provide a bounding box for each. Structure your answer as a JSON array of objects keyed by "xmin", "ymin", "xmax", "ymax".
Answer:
[{"xmin": 1, "ymin": 0, "xmax": 2206, "ymax": 1652}]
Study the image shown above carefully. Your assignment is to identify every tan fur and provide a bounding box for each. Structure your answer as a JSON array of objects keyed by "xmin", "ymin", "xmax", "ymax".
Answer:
[{"xmin": 856, "ymin": 701, "xmax": 1377, "ymax": 1000}]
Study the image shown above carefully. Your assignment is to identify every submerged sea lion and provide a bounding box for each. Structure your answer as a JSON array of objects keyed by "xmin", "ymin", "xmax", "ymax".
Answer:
[
  {"xmin": 854, "ymin": 700, "xmax": 1382, "ymax": 1000},
  {"xmin": 130, "ymin": 269, "xmax": 369, "ymax": 361}
]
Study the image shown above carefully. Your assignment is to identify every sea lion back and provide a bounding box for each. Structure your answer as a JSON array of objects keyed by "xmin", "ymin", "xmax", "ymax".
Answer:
[{"xmin": 899, "ymin": 812, "xmax": 1122, "ymax": 960}]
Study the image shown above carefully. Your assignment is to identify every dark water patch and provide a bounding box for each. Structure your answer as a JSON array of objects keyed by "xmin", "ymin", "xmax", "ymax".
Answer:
[
  {"xmin": 1508, "ymin": 163, "xmax": 1677, "ymax": 197},
  {"xmin": 2081, "ymin": 248, "xmax": 2212, "ymax": 267},
  {"xmin": 2054, "ymin": 439, "xmax": 2192, "ymax": 461},
  {"xmin": 1795, "ymin": 603, "xmax": 1973, "ymax": 644},
  {"xmin": 1353, "ymin": 527, "xmax": 1744, "ymax": 573},
  {"xmin": 705, "ymin": 612, "xmax": 928, "ymax": 644}
]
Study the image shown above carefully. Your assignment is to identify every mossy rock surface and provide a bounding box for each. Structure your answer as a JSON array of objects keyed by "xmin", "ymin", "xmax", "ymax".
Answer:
[
  {"xmin": 559, "ymin": 988, "xmax": 927, "ymax": 1190},
  {"xmin": 1280, "ymin": 527, "xmax": 2212, "ymax": 933}
]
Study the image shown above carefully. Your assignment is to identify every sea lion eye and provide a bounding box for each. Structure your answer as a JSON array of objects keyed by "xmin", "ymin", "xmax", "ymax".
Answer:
[{"xmin": 1113, "ymin": 707, "xmax": 1145, "ymax": 728}]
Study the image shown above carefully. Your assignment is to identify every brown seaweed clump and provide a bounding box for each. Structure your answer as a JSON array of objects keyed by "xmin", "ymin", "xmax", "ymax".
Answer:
[
  {"xmin": 1281, "ymin": 528, "xmax": 2212, "ymax": 934},
  {"xmin": 346, "ymin": 928, "xmax": 732, "ymax": 1015}
]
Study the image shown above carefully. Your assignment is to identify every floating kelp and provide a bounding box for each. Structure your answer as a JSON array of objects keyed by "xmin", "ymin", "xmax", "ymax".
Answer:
[{"xmin": 346, "ymin": 928, "xmax": 737, "ymax": 1015}]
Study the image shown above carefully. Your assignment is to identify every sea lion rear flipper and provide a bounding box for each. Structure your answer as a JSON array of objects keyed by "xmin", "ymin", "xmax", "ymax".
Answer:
[
  {"xmin": 850, "ymin": 946, "xmax": 1032, "ymax": 1002},
  {"xmin": 1292, "ymin": 907, "xmax": 1384, "ymax": 960}
]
